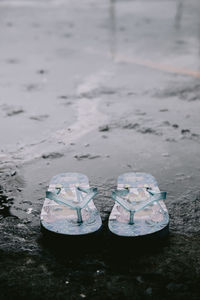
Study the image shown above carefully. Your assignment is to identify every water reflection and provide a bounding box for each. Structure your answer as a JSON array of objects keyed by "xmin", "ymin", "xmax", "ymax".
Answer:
[
  {"xmin": 175, "ymin": 0, "xmax": 184, "ymax": 30},
  {"xmin": 109, "ymin": 0, "xmax": 117, "ymax": 60}
]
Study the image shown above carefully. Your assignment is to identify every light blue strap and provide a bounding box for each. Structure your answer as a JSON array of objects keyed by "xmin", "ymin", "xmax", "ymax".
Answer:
[
  {"xmin": 112, "ymin": 190, "xmax": 136, "ymax": 224},
  {"xmin": 112, "ymin": 188, "xmax": 166, "ymax": 225},
  {"xmin": 135, "ymin": 191, "xmax": 166, "ymax": 213},
  {"xmin": 145, "ymin": 188, "xmax": 167, "ymax": 214},
  {"xmin": 46, "ymin": 187, "xmax": 97, "ymax": 223},
  {"xmin": 112, "ymin": 190, "xmax": 134, "ymax": 211}
]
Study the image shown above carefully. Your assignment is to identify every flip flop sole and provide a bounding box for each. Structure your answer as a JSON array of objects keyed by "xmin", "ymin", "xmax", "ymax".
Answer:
[
  {"xmin": 40, "ymin": 173, "xmax": 102, "ymax": 236},
  {"xmin": 108, "ymin": 173, "xmax": 169, "ymax": 238}
]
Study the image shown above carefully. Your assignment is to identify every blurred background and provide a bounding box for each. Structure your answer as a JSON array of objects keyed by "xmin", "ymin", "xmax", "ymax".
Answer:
[{"xmin": 0, "ymin": 0, "xmax": 200, "ymax": 154}]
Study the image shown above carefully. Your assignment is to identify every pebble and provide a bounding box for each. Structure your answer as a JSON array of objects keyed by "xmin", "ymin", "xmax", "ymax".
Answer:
[
  {"xmin": 98, "ymin": 125, "xmax": 109, "ymax": 132},
  {"xmin": 30, "ymin": 114, "xmax": 49, "ymax": 121},
  {"xmin": 37, "ymin": 69, "xmax": 46, "ymax": 74},
  {"xmin": 123, "ymin": 123, "xmax": 139, "ymax": 129},
  {"xmin": 145, "ymin": 287, "xmax": 152, "ymax": 295},
  {"xmin": 7, "ymin": 109, "xmax": 24, "ymax": 116},
  {"xmin": 136, "ymin": 276, "xmax": 144, "ymax": 284},
  {"xmin": 42, "ymin": 152, "xmax": 64, "ymax": 159},
  {"xmin": 181, "ymin": 129, "xmax": 190, "ymax": 134},
  {"xmin": 80, "ymin": 294, "xmax": 86, "ymax": 298},
  {"xmin": 59, "ymin": 95, "xmax": 68, "ymax": 99},
  {"xmin": 74, "ymin": 154, "xmax": 101, "ymax": 160},
  {"xmin": 160, "ymin": 108, "xmax": 168, "ymax": 112}
]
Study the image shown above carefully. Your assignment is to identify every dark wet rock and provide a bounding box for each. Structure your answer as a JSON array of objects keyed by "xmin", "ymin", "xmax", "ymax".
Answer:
[
  {"xmin": 30, "ymin": 114, "xmax": 49, "ymax": 121},
  {"xmin": 139, "ymin": 127, "xmax": 162, "ymax": 135},
  {"xmin": 159, "ymin": 108, "xmax": 169, "ymax": 112},
  {"xmin": 11, "ymin": 171, "xmax": 17, "ymax": 176},
  {"xmin": 59, "ymin": 95, "xmax": 69, "ymax": 99},
  {"xmin": 2, "ymin": 105, "xmax": 24, "ymax": 117},
  {"xmin": 98, "ymin": 87, "xmax": 116, "ymax": 95},
  {"xmin": 165, "ymin": 138, "xmax": 177, "ymax": 142},
  {"xmin": 74, "ymin": 154, "xmax": 101, "ymax": 160},
  {"xmin": 161, "ymin": 121, "xmax": 171, "ymax": 126},
  {"xmin": 181, "ymin": 129, "xmax": 190, "ymax": 135},
  {"xmin": 136, "ymin": 276, "xmax": 144, "ymax": 284},
  {"xmin": 170, "ymin": 190, "xmax": 200, "ymax": 233},
  {"xmin": 145, "ymin": 287, "xmax": 153, "ymax": 295},
  {"xmin": 7, "ymin": 109, "xmax": 24, "ymax": 116},
  {"xmin": 0, "ymin": 217, "xmax": 39, "ymax": 253},
  {"xmin": 172, "ymin": 124, "xmax": 179, "ymax": 128},
  {"xmin": 37, "ymin": 69, "xmax": 47, "ymax": 74},
  {"xmin": 127, "ymin": 91, "xmax": 136, "ymax": 96},
  {"xmin": 123, "ymin": 123, "xmax": 139, "ymax": 129},
  {"xmin": 42, "ymin": 152, "xmax": 64, "ymax": 159},
  {"xmin": 116, "ymin": 120, "xmax": 163, "ymax": 136},
  {"xmin": 95, "ymin": 269, "xmax": 105, "ymax": 276},
  {"xmin": 179, "ymin": 129, "xmax": 200, "ymax": 143},
  {"xmin": 98, "ymin": 125, "xmax": 109, "ymax": 132}
]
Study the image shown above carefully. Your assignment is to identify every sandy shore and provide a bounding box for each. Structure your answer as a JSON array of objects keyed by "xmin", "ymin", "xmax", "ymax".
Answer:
[{"xmin": 0, "ymin": 0, "xmax": 200, "ymax": 299}]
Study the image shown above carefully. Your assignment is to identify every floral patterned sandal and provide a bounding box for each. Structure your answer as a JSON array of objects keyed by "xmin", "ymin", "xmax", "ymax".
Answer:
[
  {"xmin": 40, "ymin": 173, "xmax": 102, "ymax": 236},
  {"xmin": 108, "ymin": 173, "xmax": 169, "ymax": 238}
]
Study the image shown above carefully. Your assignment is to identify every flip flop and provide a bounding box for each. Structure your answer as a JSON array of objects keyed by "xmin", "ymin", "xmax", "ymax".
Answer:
[
  {"xmin": 40, "ymin": 173, "xmax": 102, "ymax": 236},
  {"xmin": 108, "ymin": 173, "xmax": 169, "ymax": 238}
]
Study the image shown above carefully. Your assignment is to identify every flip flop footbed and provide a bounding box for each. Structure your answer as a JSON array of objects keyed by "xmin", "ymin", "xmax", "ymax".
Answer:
[
  {"xmin": 108, "ymin": 173, "xmax": 169, "ymax": 237},
  {"xmin": 40, "ymin": 173, "xmax": 102, "ymax": 235}
]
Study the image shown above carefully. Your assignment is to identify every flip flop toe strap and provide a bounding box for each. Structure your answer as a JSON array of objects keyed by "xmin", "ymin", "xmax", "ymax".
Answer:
[
  {"xmin": 46, "ymin": 187, "xmax": 97, "ymax": 223},
  {"xmin": 112, "ymin": 188, "xmax": 166, "ymax": 225}
]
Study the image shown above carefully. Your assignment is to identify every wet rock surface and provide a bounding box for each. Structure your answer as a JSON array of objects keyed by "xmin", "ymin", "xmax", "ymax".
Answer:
[{"xmin": 0, "ymin": 0, "xmax": 200, "ymax": 299}]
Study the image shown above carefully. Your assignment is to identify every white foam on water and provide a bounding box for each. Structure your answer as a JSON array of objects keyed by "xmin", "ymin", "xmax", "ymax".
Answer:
[{"xmin": 53, "ymin": 71, "xmax": 111, "ymax": 144}]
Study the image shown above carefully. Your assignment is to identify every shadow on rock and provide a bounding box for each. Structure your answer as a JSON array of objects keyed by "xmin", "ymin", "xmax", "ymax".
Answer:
[{"xmin": 38, "ymin": 221, "xmax": 170, "ymax": 262}]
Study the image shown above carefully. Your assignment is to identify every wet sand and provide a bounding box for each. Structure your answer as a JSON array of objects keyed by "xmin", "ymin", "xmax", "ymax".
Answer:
[{"xmin": 0, "ymin": 0, "xmax": 200, "ymax": 299}]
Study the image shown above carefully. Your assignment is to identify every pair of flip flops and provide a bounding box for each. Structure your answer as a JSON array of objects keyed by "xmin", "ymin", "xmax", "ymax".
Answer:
[{"xmin": 40, "ymin": 172, "xmax": 169, "ymax": 238}]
